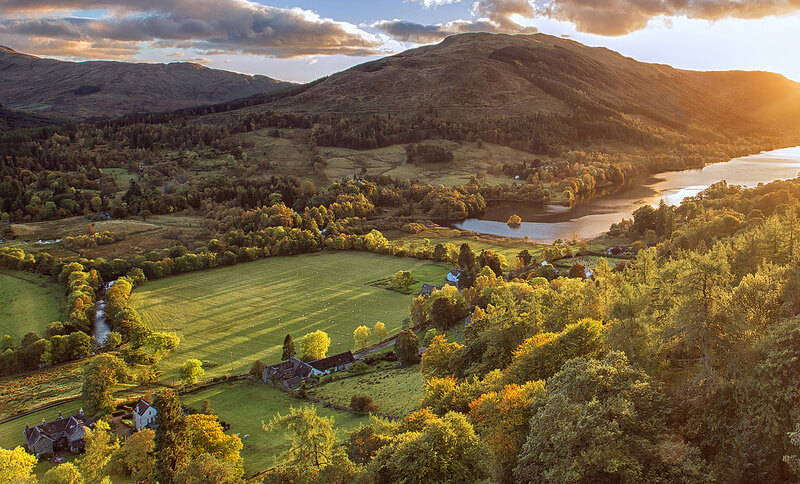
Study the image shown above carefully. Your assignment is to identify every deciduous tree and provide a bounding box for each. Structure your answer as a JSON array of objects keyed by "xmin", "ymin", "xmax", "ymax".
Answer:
[
  {"xmin": 180, "ymin": 359, "xmax": 204, "ymax": 386},
  {"xmin": 300, "ymin": 330, "xmax": 330, "ymax": 361},
  {"xmin": 353, "ymin": 325, "xmax": 371, "ymax": 350}
]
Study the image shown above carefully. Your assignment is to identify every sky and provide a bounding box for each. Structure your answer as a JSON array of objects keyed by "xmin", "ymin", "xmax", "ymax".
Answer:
[{"xmin": 1, "ymin": 0, "xmax": 799, "ymax": 83}]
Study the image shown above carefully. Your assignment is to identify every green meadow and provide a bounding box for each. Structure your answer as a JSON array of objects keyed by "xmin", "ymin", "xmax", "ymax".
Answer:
[
  {"xmin": 0, "ymin": 270, "xmax": 66, "ymax": 340},
  {"xmin": 309, "ymin": 365, "xmax": 425, "ymax": 418},
  {"xmin": 181, "ymin": 380, "xmax": 365, "ymax": 476},
  {"xmin": 131, "ymin": 252, "xmax": 449, "ymax": 382}
]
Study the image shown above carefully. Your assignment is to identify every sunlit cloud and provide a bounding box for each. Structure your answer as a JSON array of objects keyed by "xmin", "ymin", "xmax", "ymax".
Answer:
[
  {"xmin": 0, "ymin": 0, "xmax": 387, "ymax": 59},
  {"xmin": 373, "ymin": 0, "xmax": 537, "ymax": 43}
]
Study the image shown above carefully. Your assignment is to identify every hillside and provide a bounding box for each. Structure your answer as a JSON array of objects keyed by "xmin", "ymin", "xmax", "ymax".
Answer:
[
  {"xmin": 246, "ymin": 33, "xmax": 800, "ymax": 150},
  {"xmin": 0, "ymin": 46, "xmax": 293, "ymax": 121}
]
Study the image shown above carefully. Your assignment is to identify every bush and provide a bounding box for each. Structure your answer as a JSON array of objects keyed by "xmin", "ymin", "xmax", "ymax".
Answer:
[
  {"xmin": 249, "ymin": 359, "xmax": 265, "ymax": 379},
  {"xmin": 349, "ymin": 360, "xmax": 369, "ymax": 374},
  {"xmin": 350, "ymin": 394, "xmax": 378, "ymax": 412}
]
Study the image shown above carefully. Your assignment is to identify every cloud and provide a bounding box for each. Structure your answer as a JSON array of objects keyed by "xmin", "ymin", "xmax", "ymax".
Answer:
[
  {"xmin": 538, "ymin": 0, "xmax": 800, "ymax": 36},
  {"xmin": 407, "ymin": 0, "xmax": 463, "ymax": 7},
  {"xmin": 0, "ymin": 0, "xmax": 386, "ymax": 59},
  {"xmin": 373, "ymin": 0, "xmax": 537, "ymax": 43}
]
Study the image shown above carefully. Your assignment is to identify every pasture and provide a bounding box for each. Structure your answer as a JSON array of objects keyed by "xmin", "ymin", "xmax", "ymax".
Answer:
[
  {"xmin": 0, "ymin": 271, "xmax": 66, "ymax": 340},
  {"xmin": 131, "ymin": 252, "xmax": 449, "ymax": 382},
  {"xmin": 309, "ymin": 365, "xmax": 425, "ymax": 418},
  {"xmin": 181, "ymin": 380, "xmax": 365, "ymax": 475}
]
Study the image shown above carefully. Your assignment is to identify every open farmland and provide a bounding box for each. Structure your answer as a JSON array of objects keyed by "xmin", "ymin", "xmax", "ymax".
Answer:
[
  {"xmin": 181, "ymin": 380, "xmax": 365, "ymax": 476},
  {"xmin": 0, "ymin": 271, "xmax": 66, "ymax": 340},
  {"xmin": 131, "ymin": 252, "xmax": 449, "ymax": 382}
]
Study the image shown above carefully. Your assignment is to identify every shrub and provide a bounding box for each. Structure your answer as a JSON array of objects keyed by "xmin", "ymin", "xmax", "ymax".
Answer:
[
  {"xmin": 350, "ymin": 394, "xmax": 378, "ymax": 412},
  {"xmin": 349, "ymin": 360, "xmax": 369, "ymax": 374}
]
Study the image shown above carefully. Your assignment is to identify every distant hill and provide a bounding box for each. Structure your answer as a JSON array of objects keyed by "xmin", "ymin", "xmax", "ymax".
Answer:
[
  {"xmin": 0, "ymin": 46, "xmax": 294, "ymax": 123},
  {"xmin": 250, "ymin": 33, "xmax": 800, "ymax": 149}
]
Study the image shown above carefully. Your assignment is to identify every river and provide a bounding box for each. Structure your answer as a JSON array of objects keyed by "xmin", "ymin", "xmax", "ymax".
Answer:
[
  {"xmin": 93, "ymin": 281, "xmax": 114, "ymax": 344},
  {"xmin": 453, "ymin": 146, "xmax": 800, "ymax": 243}
]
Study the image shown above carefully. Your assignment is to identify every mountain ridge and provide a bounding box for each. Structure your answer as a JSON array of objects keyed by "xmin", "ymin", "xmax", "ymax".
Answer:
[
  {"xmin": 0, "ymin": 47, "xmax": 295, "ymax": 121},
  {"xmin": 245, "ymin": 32, "xmax": 800, "ymax": 148}
]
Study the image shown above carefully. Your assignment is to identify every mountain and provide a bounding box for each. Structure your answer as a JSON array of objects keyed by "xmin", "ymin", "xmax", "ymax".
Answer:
[
  {"xmin": 0, "ymin": 46, "xmax": 294, "ymax": 122},
  {"xmin": 254, "ymin": 33, "xmax": 800, "ymax": 148}
]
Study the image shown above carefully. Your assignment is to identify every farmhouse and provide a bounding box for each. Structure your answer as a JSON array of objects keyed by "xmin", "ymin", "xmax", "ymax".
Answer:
[
  {"xmin": 133, "ymin": 398, "xmax": 157, "ymax": 431},
  {"xmin": 446, "ymin": 269, "xmax": 462, "ymax": 285},
  {"xmin": 263, "ymin": 356, "xmax": 314, "ymax": 389},
  {"xmin": 23, "ymin": 410, "xmax": 91, "ymax": 457},
  {"xmin": 263, "ymin": 351, "xmax": 359, "ymax": 387},
  {"xmin": 419, "ymin": 283, "xmax": 443, "ymax": 296},
  {"xmin": 309, "ymin": 351, "xmax": 356, "ymax": 375}
]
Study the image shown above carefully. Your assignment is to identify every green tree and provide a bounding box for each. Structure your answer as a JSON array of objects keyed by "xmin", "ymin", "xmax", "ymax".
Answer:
[
  {"xmin": 120, "ymin": 429, "xmax": 154, "ymax": 483},
  {"xmin": 154, "ymin": 389, "xmax": 190, "ymax": 484},
  {"xmin": 391, "ymin": 270, "xmax": 414, "ymax": 291},
  {"xmin": 266, "ymin": 406, "xmax": 338, "ymax": 479},
  {"xmin": 82, "ymin": 354, "xmax": 129, "ymax": 416},
  {"xmin": 78, "ymin": 420, "xmax": 119, "ymax": 482},
  {"xmin": 301, "ymin": 330, "xmax": 330, "ymax": 361},
  {"xmin": 186, "ymin": 414, "xmax": 243, "ymax": 473},
  {"xmin": 145, "ymin": 332, "xmax": 180, "ymax": 362},
  {"xmin": 395, "ymin": 330, "xmax": 419, "ymax": 366},
  {"xmin": 43, "ymin": 462, "xmax": 84, "ymax": 483},
  {"xmin": 281, "ymin": 334, "xmax": 296, "ymax": 360},
  {"xmin": 353, "ymin": 325, "xmax": 371, "ymax": 350},
  {"xmin": 420, "ymin": 335, "xmax": 463, "ymax": 378},
  {"xmin": 0, "ymin": 446, "xmax": 36, "ymax": 482},
  {"xmin": 180, "ymin": 359, "xmax": 204, "ymax": 386},
  {"xmin": 249, "ymin": 360, "xmax": 265, "ymax": 379},
  {"xmin": 370, "ymin": 412, "xmax": 490, "ymax": 483},
  {"xmin": 514, "ymin": 352, "xmax": 704, "ymax": 483},
  {"xmin": 175, "ymin": 454, "xmax": 241, "ymax": 484},
  {"xmin": 503, "ymin": 318, "xmax": 605, "ymax": 385},
  {"xmin": 373, "ymin": 321, "xmax": 388, "ymax": 342},
  {"xmin": 459, "ymin": 243, "xmax": 476, "ymax": 270}
]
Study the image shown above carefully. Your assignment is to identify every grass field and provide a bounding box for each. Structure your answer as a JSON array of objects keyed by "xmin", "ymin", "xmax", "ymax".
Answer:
[
  {"xmin": 309, "ymin": 366, "xmax": 424, "ymax": 418},
  {"xmin": 554, "ymin": 255, "xmax": 626, "ymax": 270},
  {"xmin": 131, "ymin": 252, "xmax": 450, "ymax": 382},
  {"xmin": 0, "ymin": 270, "xmax": 66, "ymax": 340},
  {"xmin": 0, "ymin": 359, "xmax": 87, "ymax": 419},
  {"xmin": 181, "ymin": 380, "xmax": 365, "ymax": 475}
]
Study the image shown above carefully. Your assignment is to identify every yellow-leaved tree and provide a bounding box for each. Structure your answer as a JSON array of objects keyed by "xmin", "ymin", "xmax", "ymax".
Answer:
[{"xmin": 301, "ymin": 330, "xmax": 331, "ymax": 361}]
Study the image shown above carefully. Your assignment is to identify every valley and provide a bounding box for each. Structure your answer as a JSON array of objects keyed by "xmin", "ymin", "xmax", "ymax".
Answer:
[{"xmin": 2, "ymin": 30, "xmax": 800, "ymax": 484}]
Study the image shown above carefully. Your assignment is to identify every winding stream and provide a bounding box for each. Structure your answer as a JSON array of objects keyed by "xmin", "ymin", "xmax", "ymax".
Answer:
[
  {"xmin": 454, "ymin": 146, "xmax": 800, "ymax": 243},
  {"xmin": 93, "ymin": 281, "xmax": 114, "ymax": 343}
]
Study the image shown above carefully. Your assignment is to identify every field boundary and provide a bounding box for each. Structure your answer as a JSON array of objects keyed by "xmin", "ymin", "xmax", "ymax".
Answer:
[{"xmin": 0, "ymin": 396, "xmax": 81, "ymax": 425}]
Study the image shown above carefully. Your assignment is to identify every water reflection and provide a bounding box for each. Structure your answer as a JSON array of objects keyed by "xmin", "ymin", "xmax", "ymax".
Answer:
[{"xmin": 454, "ymin": 146, "xmax": 800, "ymax": 243}]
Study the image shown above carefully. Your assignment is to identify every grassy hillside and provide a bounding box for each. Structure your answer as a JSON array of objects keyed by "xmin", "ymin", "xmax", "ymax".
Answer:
[
  {"xmin": 182, "ymin": 380, "xmax": 365, "ymax": 475},
  {"xmin": 0, "ymin": 271, "xmax": 66, "ymax": 340},
  {"xmin": 131, "ymin": 252, "xmax": 449, "ymax": 382}
]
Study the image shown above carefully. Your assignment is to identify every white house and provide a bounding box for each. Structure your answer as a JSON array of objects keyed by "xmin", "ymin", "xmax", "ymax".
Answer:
[
  {"xmin": 446, "ymin": 269, "xmax": 463, "ymax": 285},
  {"xmin": 133, "ymin": 398, "xmax": 157, "ymax": 431}
]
